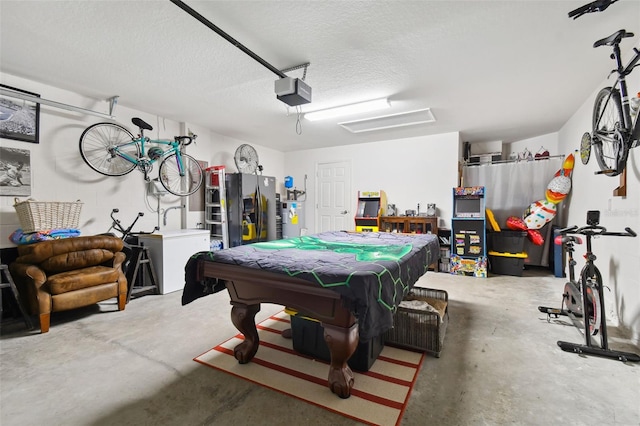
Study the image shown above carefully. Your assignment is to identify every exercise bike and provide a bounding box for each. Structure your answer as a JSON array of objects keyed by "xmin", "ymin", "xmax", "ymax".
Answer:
[
  {"xmin": 538, "ymin": 210, "xmax": 639, "ymax": 362},
  {"xmin": 105, "ymin": 209, "xmax": 159, "ymax": 301}
]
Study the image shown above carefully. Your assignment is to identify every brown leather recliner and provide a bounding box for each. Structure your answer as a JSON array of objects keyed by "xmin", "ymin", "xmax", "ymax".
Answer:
[{"xmin": 9, "ymin": 235, "xmax": 128, "ymax": 333}]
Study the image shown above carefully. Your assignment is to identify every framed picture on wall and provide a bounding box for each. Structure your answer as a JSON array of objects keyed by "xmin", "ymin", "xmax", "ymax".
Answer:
[
  {"xmin": 0, "ymin": 147, "xmax": 31, "ymax": 197},
  {"xmin": 0, "ymin": 84, "xmax": 40, "ymax": 144}
]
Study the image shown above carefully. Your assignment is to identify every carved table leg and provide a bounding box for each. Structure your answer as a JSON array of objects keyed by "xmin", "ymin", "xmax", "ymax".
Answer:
[
  {"xmin": 230, "ymin": 303, "xmax": 261, "ymax": 364},
  {"xmin": 323, "ymin": 322, "xmax": 358, "ymax": 398}
]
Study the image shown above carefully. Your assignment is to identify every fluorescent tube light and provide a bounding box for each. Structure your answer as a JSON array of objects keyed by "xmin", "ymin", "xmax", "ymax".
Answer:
[{"xmin": 304, "ymin": 98, "xmax": 390, "ymax": 121}]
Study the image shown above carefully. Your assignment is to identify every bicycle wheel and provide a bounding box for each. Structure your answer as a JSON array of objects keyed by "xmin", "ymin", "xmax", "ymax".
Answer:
[
  {"xmin": 79, "ymin": 123, "xmax": 138, "ymax": 176},
  {"xmin": 592, "ymin": 87, "xmax": 627, "ymax": 176},
  {"xmin": 158, "ymin": 153, "xmax": 203, "ymax": 196}
]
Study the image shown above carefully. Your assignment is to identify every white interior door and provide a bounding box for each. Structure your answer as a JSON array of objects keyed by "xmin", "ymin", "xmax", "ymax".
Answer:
[{"xmin": 316, "ymin": 161, "xmax": 351, "ymax": 232}]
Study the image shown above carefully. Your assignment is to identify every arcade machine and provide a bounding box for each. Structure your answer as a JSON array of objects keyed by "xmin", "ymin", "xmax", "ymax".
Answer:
[
  {"xmin": 450, "ymin": 186, "xmax": 487, "ymax": 277},
  {"xmin": 354, "ymin": 190, "xmax": 387, "ymax": 232}
]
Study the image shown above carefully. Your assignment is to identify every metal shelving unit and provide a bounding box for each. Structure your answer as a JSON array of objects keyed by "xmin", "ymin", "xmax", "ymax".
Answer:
[{"xmin": 204, "ymin": 166, "xmax": 229, "ymax": 249}]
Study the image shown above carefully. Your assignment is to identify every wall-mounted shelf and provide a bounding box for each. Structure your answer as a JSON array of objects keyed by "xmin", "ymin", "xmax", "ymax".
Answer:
[{"xmin": 0, "ymin": 87, "xmax": 117, "ymax": 119}]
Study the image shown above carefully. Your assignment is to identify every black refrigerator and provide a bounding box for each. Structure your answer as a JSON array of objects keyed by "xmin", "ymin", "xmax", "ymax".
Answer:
[{"xmin": 226, "ymin": 173, "xmax": 277, "ymax": 247}]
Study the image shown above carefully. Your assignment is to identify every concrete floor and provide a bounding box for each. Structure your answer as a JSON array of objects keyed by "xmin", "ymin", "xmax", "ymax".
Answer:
[{"xmin": 1, "ymin": 268, "xmax": 639, "ymax": 425}]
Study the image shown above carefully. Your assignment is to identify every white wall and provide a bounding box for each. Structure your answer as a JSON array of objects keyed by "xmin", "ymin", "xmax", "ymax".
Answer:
[
  {"xmin": 284, "ymin": 132, "xmax": 461, "ymax": 232},
  {"xmin": 557, "ymin": 62, "xmax": 640, "ymax": 343},
  {"xmin": 0, "ymin": 73, "xmax": 285, "ymax": 247},
  {"xmin": 4, "ymin": 69, "xmax": 637, "ymax": 344}
]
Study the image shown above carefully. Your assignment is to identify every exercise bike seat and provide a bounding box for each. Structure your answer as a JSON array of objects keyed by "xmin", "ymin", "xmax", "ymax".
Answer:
[{"xmin": 554, "ymin": 235, "xmax": 582, "ymax": 245}]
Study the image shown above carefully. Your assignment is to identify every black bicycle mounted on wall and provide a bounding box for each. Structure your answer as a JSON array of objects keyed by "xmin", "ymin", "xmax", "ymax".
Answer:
[{"xmin": 580, "ymin": 29, "xmax": 640, "ymax": 176}]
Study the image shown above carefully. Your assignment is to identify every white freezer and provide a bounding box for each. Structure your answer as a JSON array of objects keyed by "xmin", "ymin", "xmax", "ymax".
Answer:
[{"xmin": 138, "ymin": 229, "xmax": 210, "ymax": 295}]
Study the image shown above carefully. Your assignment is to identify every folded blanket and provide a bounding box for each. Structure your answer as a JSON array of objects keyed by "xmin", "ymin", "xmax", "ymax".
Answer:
[{"xmin": 9, "ymin": 228, "xmax": 81, "ymax": 245}]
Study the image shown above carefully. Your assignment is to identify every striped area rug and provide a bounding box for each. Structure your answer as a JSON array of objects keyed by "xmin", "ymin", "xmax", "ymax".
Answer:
[{"xmin": 194, "ymin": 311, "xmax": 424, "ymax": 426}]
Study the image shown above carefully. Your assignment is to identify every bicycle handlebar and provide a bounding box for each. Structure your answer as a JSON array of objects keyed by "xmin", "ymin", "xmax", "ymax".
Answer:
[
  {"xmin": 568, "ymin": 0, "xmax": 618, "ymax": 19},
  {"xmin": 175, "ymin": 135, "xmax": 196, "ymax": 146}
]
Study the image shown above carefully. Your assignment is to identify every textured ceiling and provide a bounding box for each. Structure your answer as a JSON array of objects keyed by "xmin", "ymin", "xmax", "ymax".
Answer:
[{"xmin": 1, "ymin": 1, "xmax": 639, "ymax": 152}]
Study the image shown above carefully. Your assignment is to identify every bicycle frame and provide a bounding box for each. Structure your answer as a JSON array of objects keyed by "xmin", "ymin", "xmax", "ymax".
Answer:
[{"xmin": 110, "ymin": 135, "xmax": 190, "ymax": 179}]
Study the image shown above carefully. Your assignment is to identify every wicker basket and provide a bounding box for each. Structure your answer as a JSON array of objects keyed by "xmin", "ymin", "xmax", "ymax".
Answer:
[
  {"xmin": 13, "ymin": 198, "xmax": 83, "ymax": 233},
  {"xmin": 384, "ymin": 287, "xmax": 449, "ymax": 357}
]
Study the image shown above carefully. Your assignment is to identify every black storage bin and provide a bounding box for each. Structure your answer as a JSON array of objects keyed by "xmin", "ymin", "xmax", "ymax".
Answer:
[
  {"xmin": 290, "ymin": 314, "xmax": 384, "ymax": 372},
  {"xmin": 487, "ymin": 230, "xmax": 527, "ymax": 253},
  {"xmin": 488, "ymin": 252, "xmax": 527, "ymax": 276}
]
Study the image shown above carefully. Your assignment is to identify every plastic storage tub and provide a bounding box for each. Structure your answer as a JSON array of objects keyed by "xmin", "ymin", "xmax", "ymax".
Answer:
[
  {"xmin": 488, "ymin": 251, "xmax": 528, "ymax": 276},
  {"xmin": 288, "ymin": 310, "xmax": 384, "ymax": 372},
  {"xmin": 487, "ymin": 230, "xmax": 527, "ymax": 253}
]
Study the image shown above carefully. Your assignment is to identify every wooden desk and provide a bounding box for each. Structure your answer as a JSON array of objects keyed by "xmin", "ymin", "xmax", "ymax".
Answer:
[{"xmin": 379, "ymin": 216, "xmax": 438, "ymax": 235}]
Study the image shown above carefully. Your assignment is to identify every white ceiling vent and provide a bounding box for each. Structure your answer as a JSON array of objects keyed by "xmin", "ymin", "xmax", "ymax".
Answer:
[{"xmin": 338, "ymin": 108, "xmax": 436, "ymax": 133}]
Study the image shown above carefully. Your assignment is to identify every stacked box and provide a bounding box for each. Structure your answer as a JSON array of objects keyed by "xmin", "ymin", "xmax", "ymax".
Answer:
[
  {"xmin": 289, "ymin": 313, "xmax": 384, "ymax": 372},
  {"xmin": 488, "ymin": 251, "xmax": 528, "ymax": 276},
  {"xmin": 486, "ymin": 231, "xmax": 528, "ymax": 276},
  {"xmin": 487, "ymin": 230, "xmax": 527, "ymax": 253},
  {"xmin": 384, "ymin": 287, "xmax": 449, "ymax": 358}
]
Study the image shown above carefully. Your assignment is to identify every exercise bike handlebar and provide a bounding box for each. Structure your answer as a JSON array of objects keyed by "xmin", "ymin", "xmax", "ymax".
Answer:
[
  {"xmin": 558, "ymin": 225, "xmax": 579, "ymax": 234},
  {"xmin": 108, "ymin": 209, "xmax": 157, "ymax": 240},
  {"xmin": 561, "ymin": 224, "xmax": 636, "ymax": 238}
]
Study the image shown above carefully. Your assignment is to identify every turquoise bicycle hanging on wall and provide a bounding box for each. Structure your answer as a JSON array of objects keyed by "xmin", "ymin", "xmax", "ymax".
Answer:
[{"xmin": 79, "ymin": 117, "xmax": 203, "ymax": 196}]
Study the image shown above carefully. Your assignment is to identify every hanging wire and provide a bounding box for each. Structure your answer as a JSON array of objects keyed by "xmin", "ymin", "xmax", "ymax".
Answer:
[{"xmin": 279, "ymin": 63, "xmax": 310, "ymax": 136}]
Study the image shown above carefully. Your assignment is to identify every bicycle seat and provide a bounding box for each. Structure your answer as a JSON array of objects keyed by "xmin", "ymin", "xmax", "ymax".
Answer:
[
  {"xmin": 132, "ymin": 117, "xmax": 153, "ymax": 131},
  {"xmin": 594, "ymin": 29, "xmax": 634, "ymax": 48}
]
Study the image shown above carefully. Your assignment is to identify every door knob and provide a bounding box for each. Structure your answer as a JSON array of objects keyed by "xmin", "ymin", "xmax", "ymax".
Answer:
[{"xmin": 340, "ymin": 210, "xmax": 348, "ymax": 214}]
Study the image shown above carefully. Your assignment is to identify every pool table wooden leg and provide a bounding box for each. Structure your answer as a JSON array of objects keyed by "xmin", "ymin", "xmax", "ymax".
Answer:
[
  {"xmin": 230, "ymin": 302, "xmax": 261, "ymax": 364},
  {"xmin": 323, "ymin": 322, "xmax": 358, "ymax": 399}
]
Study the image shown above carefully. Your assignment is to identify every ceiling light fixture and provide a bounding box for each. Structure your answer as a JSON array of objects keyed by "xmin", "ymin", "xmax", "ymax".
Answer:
[
  {"xmin": 304, "ymin": 98, "xmax": 390, "ymax": 121},
  {"xmin": 339, "ymin": 108, "xmax": 436, "ymax": 133}
]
